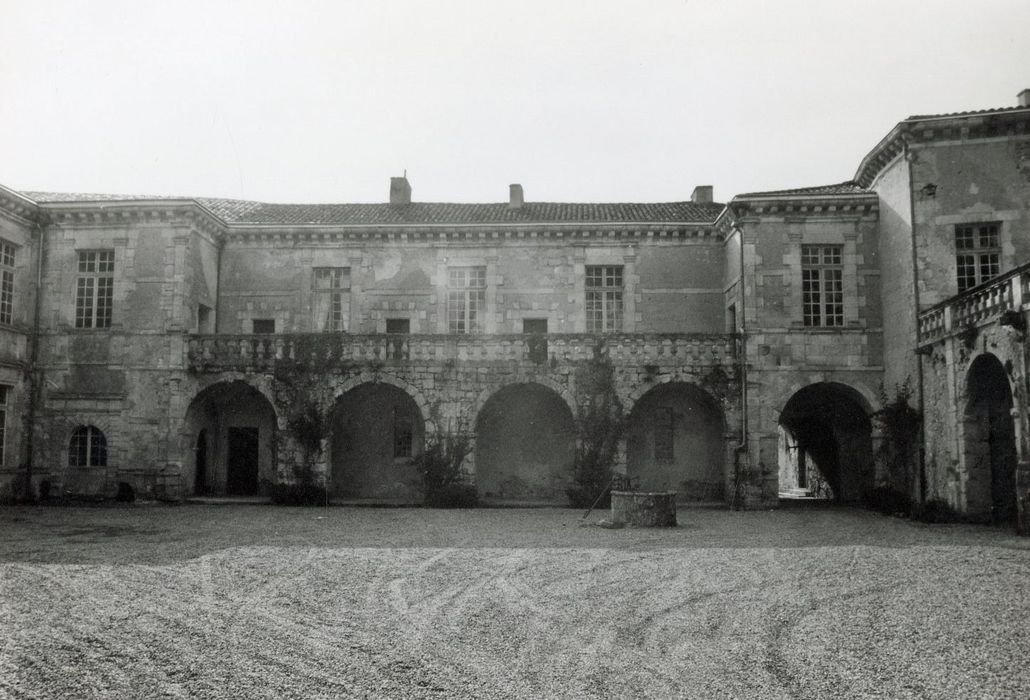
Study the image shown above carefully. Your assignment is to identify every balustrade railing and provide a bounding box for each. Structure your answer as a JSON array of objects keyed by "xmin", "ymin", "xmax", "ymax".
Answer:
[
  {"xmin": 918, "ymin": 264, "xmax": 1030, "ymax": 345},
  {"xmin": 186, "ymin": 332, "xmax": 736, "ymax": 372}
]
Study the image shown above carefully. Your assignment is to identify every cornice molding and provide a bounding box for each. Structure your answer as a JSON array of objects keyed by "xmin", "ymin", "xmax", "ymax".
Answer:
[
  {"xmin": 855, "ymin": 108, "xmax": 1030, "ymax": 187},
  {"xmin": 0, "ymin": 186, "xmax": 40, "ymax": 225},
  {"xmin": 728, "ymin": 196, "xmax": 878, "ymax": 219}
]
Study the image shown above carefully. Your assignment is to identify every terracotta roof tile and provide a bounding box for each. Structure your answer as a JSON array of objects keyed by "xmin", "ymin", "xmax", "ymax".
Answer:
[
  {"xmin": 24, "ymin": 192, "xmax": 725, "ymax": 225},
  {"xmin": 735, "ymin": 181, "xmax": 871, "ymax": 198}
]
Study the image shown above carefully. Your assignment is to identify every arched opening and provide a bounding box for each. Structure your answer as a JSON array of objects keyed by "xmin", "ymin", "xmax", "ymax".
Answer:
[
  {"xmin": 184, "ymin": 382, "xmax": 276, "ymax": 496},
  {"xmin": 475, "ymin": 383, "xmax": 576, "ymax": 503},
  {"xmin": 778, "ymin": 382, "xmax": 873, "ymax": 502},
  {"xmin": 69, "ymin": 425, "xmax": 108, "ymax": 468},
  {"xmin": 964, "ymin": 354, "xmax": 1017, "ymax": 523},
  {"xmin": 194, "ymin": 430, "xmax": 209, "ymax": 496},
  {"xmin": 626, "ymin": 382, "xmax": 726, "ymax": 500},
  {"xmin": 330, "ymin": 383, "xmax": 424, "ymax": 501}
]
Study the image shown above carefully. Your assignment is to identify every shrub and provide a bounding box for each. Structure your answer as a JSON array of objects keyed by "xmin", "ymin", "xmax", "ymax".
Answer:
[
  {"xmin": 416, "ymin": 426, "xmax": 475, "ymax": 508},
  {"xmin": 911, "ymin": 498, "xmax": 960, "ymax": 524},
  {"xmin": 115, "ymin": 482, "xmax": 136, "ymax": 503},
  {"xmin": 424, "ymin": 483, "xmax": 478, "ymax": 508},
  {"xmin": 271, "ymin": 481, "xmax": 328, "ymax": 506},
  {"xmin": 862, "ymin": 486, "xmax": 913, "ymax": 517},
  {"xmin": 568, "ymin": 343, "xmax": 624, "ymax": 509}
]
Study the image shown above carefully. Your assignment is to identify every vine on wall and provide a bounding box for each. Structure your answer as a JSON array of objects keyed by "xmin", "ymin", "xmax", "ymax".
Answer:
[{"xmin": 567, "ymin": 342, "xmax": 625, "ymax": 508}]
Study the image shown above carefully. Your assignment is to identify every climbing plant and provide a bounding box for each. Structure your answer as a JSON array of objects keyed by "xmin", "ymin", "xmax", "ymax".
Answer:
[
  {"xmin": 274, "ymin": 398, "xmax": 329, "ymax": 506},
  {"xmin": 415, "ymin": 421, "xmax": 477, "ymax": 507},
  {"xmin": 872, "ymin": 379, "xmax": 921, "ymax": 500},
  {"xmin": 567, "ymin": 342, "xmax": 625, "ymax": 508}
]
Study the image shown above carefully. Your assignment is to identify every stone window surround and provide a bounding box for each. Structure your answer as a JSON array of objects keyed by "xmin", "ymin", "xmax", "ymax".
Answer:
[
  {"xmin": 933, "ymin": 211, "xmax": 1019, "ymax": 299},
  {"xmin": 72, "ymin": 248, "xmax": 116, "ymax": 330},
  {"xmin": 0, "ymin": 238, "xmax": 14, "ymax": 326},
  {"xmin": 786, "ymin": 231, "xmax": 860, "ymax": 330}
]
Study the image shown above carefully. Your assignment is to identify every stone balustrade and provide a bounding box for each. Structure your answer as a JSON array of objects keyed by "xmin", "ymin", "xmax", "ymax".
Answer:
[
  {"xmin": 918, "ymin": 264, "xmax": 1030, "ymax": 346},
  {"xmin": 186, "ymin": 332, "xmax": 738, "ymax": 373}
]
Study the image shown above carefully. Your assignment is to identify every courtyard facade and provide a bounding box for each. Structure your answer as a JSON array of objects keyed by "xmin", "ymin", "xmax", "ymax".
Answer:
[{"xmin": 1, "ymin": 90, "xmax": 1029, "ymax": 527}]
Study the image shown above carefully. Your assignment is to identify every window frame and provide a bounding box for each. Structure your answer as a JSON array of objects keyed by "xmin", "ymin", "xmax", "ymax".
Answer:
[
  {"xmin": 955, "ymin": 222, "xmax": 1001, "ymax": 293},
  {"xmin": 447, "ymin": 266, "xmax": 486, "ymax": 334},
  {"xmin": 312, "ymin": 267, "xmax": 351, "ymax": 332},
  {"xmin": 585, "ymin": 265, "xmax": 624, "ymax": 333},
  {"xmin": 68, "ymin": 425, "xmax": 108, "ymax": 468},
  {"xmin": 0, "ymin": 385, "xmax": 8, "ymax": 466},
  {"xmin": 74, "ymin": 250, "xmax": 115, "ymax": 329},
  {"xmin": 0, "ymin": 239, "xmax": 15, "ymax": 326},
  {"xmin": 801, "ymin": 245, "xmax": 844, "ymax": 328}
]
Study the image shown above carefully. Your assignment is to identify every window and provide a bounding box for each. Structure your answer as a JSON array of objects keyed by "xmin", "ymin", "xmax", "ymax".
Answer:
[
  {"xmin": 0, "ymin": 240, "xmax": 14, "ymax": 325},
  {"xmin": 386, "ymin": 318, "xmax": 410, "ymax": 334},
  {"xmin": 75, "ymin": 250, "xmax": 114, "ymax": 329},
  {"xmin": 956, "ymin": 223, "xmax": 1000, "ymax": 293},
  {"xmin": 447, "ymin": 266, "xmax": 486, "ymax": 333},
  {"xmin": 523, "ymin": 319, "xmax": 548, "ymax": 364},
  {"xmin": 393, "ymin": 408, "xmax": 414, "ymax": 459},
  {"xmin": 313, "ymin": 267, "xmax": 350, "ymax": 331},
  {"xmin": 801, "ymin": 246, "xmax": 843, "ymax": 327},
  {"xmin": 197, "ymin": 304, "xmax": 212, "ymax": 334},
  {"xmin": 69, "ymin": 425, "xmax": 107, "ymax": 468},
  {"xmin": 585, "ymin": 265, "xmax": 623, "ymax": 332},
  {"xmin": 0, "ymin": 385, "xmax": 8, "ymax": 465},
  {"xmin": 654, "ymin": 407, "xmax": 674, "ymax": 462},
  {"xmin": 252, "ymin": 319, "xmax": 276, "ymax": 334}
]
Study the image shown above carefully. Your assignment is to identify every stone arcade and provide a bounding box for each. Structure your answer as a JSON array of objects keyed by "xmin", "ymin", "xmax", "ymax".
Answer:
[{"xmin": 1, "ymin": 90, "xmax": 1029, "ymax": 529}]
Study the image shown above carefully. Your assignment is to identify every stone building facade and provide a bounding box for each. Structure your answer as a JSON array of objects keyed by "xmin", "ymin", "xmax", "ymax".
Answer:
[{"xmin": 1, "ymin": 90, "xmax": 1029, "ymax": 529}]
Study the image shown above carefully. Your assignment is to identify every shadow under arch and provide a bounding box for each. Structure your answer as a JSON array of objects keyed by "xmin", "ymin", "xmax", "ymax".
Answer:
[
  {"xmin": 183, "ymin": 380, "xmax": 278, "ymax": 496},
  {"xmin": 474, "ymin": 381, "xmax": 576, "ymax": 503},
  {"xmin": 964, "ymin": 353, "xmax": 1017, "ymax": 523},
  {"xmin": 329, "ymin": 381, "xmax": 425, "ymax": 502},
  {"xmin": 626, "ymin": 381, "xmax": 726, "ymax": 500},
  {"xmin": 778, "ymin": 381, "xmax": 873, "ymax": 502}
]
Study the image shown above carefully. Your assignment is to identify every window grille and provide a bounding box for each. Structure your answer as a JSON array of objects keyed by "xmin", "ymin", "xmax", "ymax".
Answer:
[{"xmin": 801, "ymin": 246, "xmax": 843, "ymax": 327}]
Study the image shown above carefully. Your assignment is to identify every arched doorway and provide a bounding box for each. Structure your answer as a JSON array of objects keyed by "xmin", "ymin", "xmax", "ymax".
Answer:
[
  {"xmin": 330, "ymin": 383, "xmax": 424, "ymax": 501},
  {"xmin": 964, "ymin": 354, "xmax": 1017, "ymax": 524},
  {"xmin": 194, "ymin": 430, "xmax": 209, "ymax": 496},
  {"xmin": 474, "ymin": 383, "xmax": 576, "ymax": 503},
  {"xmin": 184, "ymin": 382, "xmax": 277, "ymax": 496},
  {"xmin": 778, "ymin": 382, "xmax": 873, "ymax": 502},
  {"xmin": 626, "ymin": 382, "xmax": 726, "ymax": 500}
]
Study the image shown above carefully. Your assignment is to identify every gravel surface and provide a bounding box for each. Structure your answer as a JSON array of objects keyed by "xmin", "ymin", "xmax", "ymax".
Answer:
[{"xmin": 1, "ymin": 505, "xmax": 1028, "ymax": 699}]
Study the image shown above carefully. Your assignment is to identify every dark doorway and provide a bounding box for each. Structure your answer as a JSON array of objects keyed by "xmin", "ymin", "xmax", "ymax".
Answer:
[
  {"xmin": 778, "ymin": 383, "xmax": 873, "ymax": 502},
  {"xmin": 194, "ymin": 430, "xmax": 209, "ymax": 496},
  {"xmin": 227, "ymin": 427, "xmax": 260, "ymax": 495},
  {"xmin": 965, "ymin": 354, "xmax": 1017, "ymax": 524}
]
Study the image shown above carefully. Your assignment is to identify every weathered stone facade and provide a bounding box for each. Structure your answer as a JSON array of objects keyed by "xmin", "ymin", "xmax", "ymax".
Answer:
[{"xmin": 1, "ymin": 90, "xmax": 1028, "ymax": 528}]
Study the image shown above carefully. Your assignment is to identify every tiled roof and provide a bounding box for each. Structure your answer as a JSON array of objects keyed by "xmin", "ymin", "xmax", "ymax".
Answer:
[
  {"xmin": 23, "ymin": 192, "xmax": 725, "ymax": 225},
  {"xmin": 735, "ymin": 181, "xmax": 872, "ymax": 198},
  {"xmin": 905, "ymin": 104, "xmax": 1030, "ymax": 121}
]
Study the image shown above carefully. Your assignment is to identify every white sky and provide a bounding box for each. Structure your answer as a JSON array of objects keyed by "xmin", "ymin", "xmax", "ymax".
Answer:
[{"xmin": 1, "ymin": 0, "xmax": 1028, "ymax": 205}]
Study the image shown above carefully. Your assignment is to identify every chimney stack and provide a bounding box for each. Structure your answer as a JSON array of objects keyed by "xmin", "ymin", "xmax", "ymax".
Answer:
[
  {"xmin": 1019, "ymin": 89, "xmax": 1030, "ymax": 108},
  {"xmin": 390, "ymin": 175, "xmax": 412, "ymax": 205},
  {"xmin": 691, "ymin": 185, "xmax": 713, "ymax": 204},
  {"xmin": 509, "ymin": 183, "xmax": 524, "ymax": 209}
]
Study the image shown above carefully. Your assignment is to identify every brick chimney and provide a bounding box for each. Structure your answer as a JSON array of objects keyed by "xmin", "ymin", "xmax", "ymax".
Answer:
[
  {"xmin": 390, "ymin": 175, "xmax": 411, "ymax": 205},
  {"xmin": 1019, "ymin": 89, "xmax": 1030, "ymax": 108},
  {"xmin": 509, "ymin": 183, "xmax": 524, "ymax": 209},
  {"xmin": 691, "ymin": 185, "xmax": 713, "ymax": 204}
]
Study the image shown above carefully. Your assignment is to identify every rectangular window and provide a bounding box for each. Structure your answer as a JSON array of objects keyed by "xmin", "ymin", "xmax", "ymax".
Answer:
[
  {"xmin": 0, "ymin": 240, "xmax": 14, "ymax": 326},
  {"xmin": 447, "ymin": 266, "xmax": 486, "ymax": 334},
  {"xmin": 654, "ymin": 406, "xmax": 674, "ymax": 462},
  {"xmin": 523, "ymin": 318, "xmax": 548, "ymax": 364},
  {"xmin": 75, "ymin": 250, "xmax": 114, "ymax": 329},
  {"xmin": 393, "ymin": 408, "xmax": 414, "ymax": 459},
  {"xmin": 801, "ymin": 246, "xmax": 843, "ymax": 327},
  {"xmin": 313, "ymin": 267, "xmax": 351, "ymax": 331},
  {"xmin": 0, "ymin": 385, "xmax": 7, "ymax": 466},
  {"xmin": 956, "ymin": 223, "xmax": 1001, "ymax": 293},
  {"xmin": 386, "ymin": 318, "xmax": 410, "ymax": 334},
  {"xmin": 197, "ymin": 304, "xmax": 212, "ymax": 334},
  {"xmin": 585, "ymin": 265, "xmax": 624, "ymax": 332},
  {"xmin": 252, "ymin": 319, "xmax": 276, "ymax": 334}
]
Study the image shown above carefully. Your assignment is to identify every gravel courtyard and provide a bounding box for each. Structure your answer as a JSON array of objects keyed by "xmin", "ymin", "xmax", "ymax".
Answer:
[{"xmin": 1, "ymin": 505, "xmax": 1028, "ymax": 699}]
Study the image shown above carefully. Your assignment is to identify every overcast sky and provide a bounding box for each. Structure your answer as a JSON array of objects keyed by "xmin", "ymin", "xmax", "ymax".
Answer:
[{"xmin": 1, "ymin": 0, "xmax": 1028, "ymax": 205}]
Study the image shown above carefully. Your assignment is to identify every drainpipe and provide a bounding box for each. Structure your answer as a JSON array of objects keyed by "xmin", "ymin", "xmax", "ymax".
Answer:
[
  {"xmin": 733, "ymin": 224, "xmax": 749, "ymax": 509},
  {"xmin": 23, "ymin": 217, "xmax": 46, "ymax": 500},
  {"xmin": 905, "ymin": 138, "xmax": 928, "ymax": 503}
]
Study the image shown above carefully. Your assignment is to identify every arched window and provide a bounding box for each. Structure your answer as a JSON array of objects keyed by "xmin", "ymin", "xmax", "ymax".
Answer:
[{"xmin": 69, "ymin": 425, "xmax": 107, "ymax": 467}]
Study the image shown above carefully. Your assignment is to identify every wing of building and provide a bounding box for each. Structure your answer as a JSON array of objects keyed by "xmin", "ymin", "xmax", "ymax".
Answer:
[{"xmin": 1, "ymin": 90, "xmax": 1028, "ymax": 529}]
